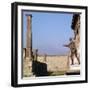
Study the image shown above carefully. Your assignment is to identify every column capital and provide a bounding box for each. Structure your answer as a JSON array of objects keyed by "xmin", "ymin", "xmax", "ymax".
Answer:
[{"xmin": 26, "ymin": 14, "xmax": 32, "ymax": 17}]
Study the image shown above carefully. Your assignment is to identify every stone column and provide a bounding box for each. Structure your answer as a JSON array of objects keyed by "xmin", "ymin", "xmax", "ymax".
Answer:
[
  {"xmin": 26, "ymin": 14, "xmax": 32, "ymax": 61},
  {"xmin": 23, "ymin": 14, "xmax": 33, "ymax": 77}
]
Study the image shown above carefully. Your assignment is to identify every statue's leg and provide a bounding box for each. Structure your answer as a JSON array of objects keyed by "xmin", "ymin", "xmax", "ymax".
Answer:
[
  {"xmin": 75, "ymin": 52, "xmax": 80, "ymax": 64},
  {"xmin": 71, "ymin": 54, "xmax": 74, "ymax": 65}
]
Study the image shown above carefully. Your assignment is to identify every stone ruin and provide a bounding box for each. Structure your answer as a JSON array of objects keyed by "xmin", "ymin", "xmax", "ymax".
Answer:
[
  {"xmin": 66, "ymin": 14, "xmax": 80, "ymax": 74},
  {"xmin": 71, "ymin": 14, "xmax": 80, "ymax": 64},
  {"xmin": 23, "ymin": 13, "xmax": 81, "ymax": 77},
  {"xmin": 23, "ymin": 15, "xmax": 33, "ymax": 77}
]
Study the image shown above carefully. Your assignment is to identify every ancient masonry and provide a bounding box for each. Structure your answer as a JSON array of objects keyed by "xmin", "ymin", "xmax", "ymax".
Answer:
[
  {"xmin": 67, "ymin": 14, "xmax": 80, "ymax": 73},
  {"xmin": 23, "ymin": 15, "xmax": 33, "ymax": 77},
  {"xmin": 71, "ymin": 14, "xmax": 80, "ymax": 60},
  {"xmin": 23, "ymin": 14, "xmax": 80, "ymax": 77}
]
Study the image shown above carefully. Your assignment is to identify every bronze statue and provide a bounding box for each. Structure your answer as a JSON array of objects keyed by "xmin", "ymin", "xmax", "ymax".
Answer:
[{"xmin": 63, "ymin": 38, "xmax": 80, "ymax": 65}]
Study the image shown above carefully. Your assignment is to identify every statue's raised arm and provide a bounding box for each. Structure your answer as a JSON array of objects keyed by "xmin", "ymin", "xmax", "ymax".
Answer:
[{"xmin": 63, "ymin": 44, "xmax": 70, "ymax": 48}]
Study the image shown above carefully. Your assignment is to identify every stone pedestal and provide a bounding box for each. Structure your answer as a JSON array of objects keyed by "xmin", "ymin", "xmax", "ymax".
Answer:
[
  {"xmin": 66, "ymin": 56, "xmax": 80, "ymax": 75},
  {"xmin": 69, "ymin": 64, "xmax": 80, "ymax": 71}
]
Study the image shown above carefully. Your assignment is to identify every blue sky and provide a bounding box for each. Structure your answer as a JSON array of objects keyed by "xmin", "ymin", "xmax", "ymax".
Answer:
[{"xmin": 23, "ymin": 11, "xmax": 74, "ymax": 55}]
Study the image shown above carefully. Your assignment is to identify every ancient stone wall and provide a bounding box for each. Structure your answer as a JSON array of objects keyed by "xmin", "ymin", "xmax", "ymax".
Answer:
[
  {"xmin": 37, "ymin": 55, "xmax": 69, "ymax": 72},
  {"xmin": 23, "ymin": 49, "xmax": 69, "ymax": 74}
]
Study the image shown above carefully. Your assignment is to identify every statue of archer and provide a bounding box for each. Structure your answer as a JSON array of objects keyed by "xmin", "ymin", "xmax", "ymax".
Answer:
[{"xmin": 63, "ymin": 38, "xmax": 80, "ymax": 65}]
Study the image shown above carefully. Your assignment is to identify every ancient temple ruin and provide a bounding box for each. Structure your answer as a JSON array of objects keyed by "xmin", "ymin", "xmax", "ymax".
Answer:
[
  {"xmin": 71, "ymin": 14, "xmax": 80, "ymax": 63},
  {"xmin": 23, "ymin": 13, "xmax": 81, "ymax": 77},
  {"xmin": 23, "ymin": 14, "xmax": 48, "ymax": 77},
  {"xmin": 66, "ymin": 14, "xmax": 80, "ymax": 75},
  {"xmin": 72, "ymin": 14, "xmax": 80, "ymax": 44},
  {"xmin": 23, "ymin": 15, "xmax": 33, "ymax": 77}
]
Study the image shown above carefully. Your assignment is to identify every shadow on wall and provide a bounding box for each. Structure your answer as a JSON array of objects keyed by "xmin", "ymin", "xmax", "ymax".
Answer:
[{"xmin": 32, "ymin": 61, "xmax": 48, "ymax": 76}]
